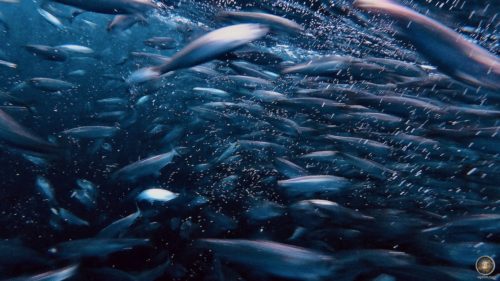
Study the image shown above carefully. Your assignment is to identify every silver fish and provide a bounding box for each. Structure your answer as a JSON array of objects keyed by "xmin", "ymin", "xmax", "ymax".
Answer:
[
  {"xmin": 127, "ymin": 24, "xmax": 269, "ymax": 84},
  {"xmin": 112, "ymin": 148, "xmax": 180, "ymax": 182},
  {"xmin": 198, "ymin": 239, "xmax": 333, "ymax": 280},
  {"xmin": 219, "ymin": 11, "xmax": 304, "ymax": 33},
  {"xmin": 274, "ymin": 157, "xmax": 309, "ymax": 178},
  {"xmin": 107, "ymin": 14, "xmax": 146, "ymax": 33},
  {"xmin": 5, "ymin": 264, "xmax": 78, "ymax": 281},
  {"xmin": 37, "ymin": 8, "xmax": 65, "ymax": 30},
  {"xmin": 56, "ymin": 44, "xmax": 94, "ymax": 55},
  {"xmin": 354, "ymin": 0, "xmax": 500, "ymax": 90},
  {"xmin": 28, "ymin": 78, "xmax": 75, "ymax": 92},
  {"xmin": 48, "ymin": 0, "xmax": 156, "ymax": 15},
  {"xmin": 49, "ymin": 238, "xmax": 149, "ymax": 259},
  {"xmin": 136, "ymin": 188, "xmax": 179, "ymax": 203},
  {"xmin": 25, "ymin": 44, "xmax": 68, "ymax": 61},
  {"xmin": 57, "ymin": 208, "xmax": 89, "ymax": 227},
  {"xmin": 277, "ymin": 175, "xmax": 350, "ymax": 196},
  {"xmin": 35, "ymin": 176, "xmax": 57, "ymax": 206},
  {"xmin": 0, "ymin": 109, "xmax": 59, "ymax": 154},
  {"xmin": 0, "ymin": 59, "xmax": 16, "ymax": 69},
  {"xmin": 61, "ymin": 126, "xmax": 120, "ymax": 139},
  {"xmin": 97, "ymin": 210, "xmax": 141, "ymax": 238}
]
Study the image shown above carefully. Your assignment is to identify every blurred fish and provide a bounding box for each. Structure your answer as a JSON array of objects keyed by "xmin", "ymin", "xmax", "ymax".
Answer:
[
  {"xmin": 0, "ymin": 59, "xmax": 16, "ymax": 69},
  {"xmin": 0, "ymin": 106, "xmax": 29, "ymax": 120},
  {"xmin": 277, "ymin": 175, "xmax": 350, "ymax": 196},
  {"xmin": 241, "ymin": 89, "xmax": 287, "ymax": 102},
  {"xmin": 28, "ymin": 78, "xmax": 76, "ymax": 92},
  {"xmin": 245, "ymin": 200, "xmax": 285, "ymax": 221},
  {"xmin": 227, "ymin": 75, "xmax": 273, "ymax": 88},
  {"xmin": 128, "ymin": 24, "xmax": 269, "ymax": 84},
  {"xmin": 195, "ymin": 142, "xmax": 238, "ymax": 171},
  {"xmin": 56, "ymin": 44, "xmax": 94, "ymax": 55},
  {"xmin": 61, "ymin": 126, "xmax": 119, "ymax": 139},
  {"xmin": 282, "ymin": 56, "xmax": 387, "ymax": 81},
  {"xmin": 219, "ymin": 11, "xmax": 304, "ymax": 33},
  {"xmin": 274, "ymin": 157, "xmax": 308, "ymax": 178},
  {"xmin": 107, "ymin": 14, "xmax": 146, "ymax": 33},
  {"xmin": 46, "ymin": 0, "xmax": 156, "ymax": 15},
  {"xmin": 97, "ymin": 210, "xmax": 141, "ymax": 238},
  {"xmin": 354, "ymin": 0, "xmax": 500, "ymax": 90},
  {"xmin": 35, "ymin": 176, "xmax": 58, "ymax": 206},
  {"xmin": 112, "ymin": 148, "xmax": 181, "ymax": 182},
  {"xmin": 68, "ymin": 69, "xmax": 86, "ymax": 77},
  {"xmin": 0, "ymin": 1, "xmax": 498, "ymax": 280},
  {"xmin": 143, "ymin": 37, "xmax": 176, "ymax": 50},
  {"xmin": 136, "ymin": 188, "xmax": 179, "ymax": 203},
  {"xmin": 4, "ymin": 264, "xmax": 78, "ymax": 281},
  {"xmin": 325, "ymin": 134, "xmax": 392, "ymax": 156},
  {"xmin": 57, "ymin": 208, "xmax": 89, "ymax": 227},
  {"xmin": 37, "ymin": 8, "xmax": 65, "ymax": 30},
  {"xmin": 0, "ymin": 109, "xmax": 59, "ymax": 154},
  {"xmin": 290, "ymin": 199, "xmax": 374, "ymax": 227},
  {"xmin": 198, "ymin": 239, "xmax": 333, "ymax": 280},
  {"xmin": 96, "ymin": 97, "xmax": 128, "ymax": 108},
  {"xmin": 25, "ymin": 44, "xmax": 68, "ymax": 61},
  {"xmin": 70, "ymin": 179, "xmax": 97, "ymax": 209},
  {"xmin": 192, "ymin": 87, "xmax": 230, "ymax": 98},
  {"xmin": 341, "ymin": 153, "xmax": 396, "ymax": 180},
  {"xmin": 49, "ymin": 238, "xmax": 149, "ymax": 259}
]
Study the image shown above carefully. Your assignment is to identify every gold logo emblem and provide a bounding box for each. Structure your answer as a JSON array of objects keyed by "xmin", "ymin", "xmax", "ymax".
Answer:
[{"xmin": 476, "ymin": 256, "xmax": 495, "ymax": 276}]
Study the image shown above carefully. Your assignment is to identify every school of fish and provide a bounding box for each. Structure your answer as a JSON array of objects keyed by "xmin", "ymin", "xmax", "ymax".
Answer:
[{"xmin": 0, "ymin": 0, "xmax": 498, "ymax": 280}]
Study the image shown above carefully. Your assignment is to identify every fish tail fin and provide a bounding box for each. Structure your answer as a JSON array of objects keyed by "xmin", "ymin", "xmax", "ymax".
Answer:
[
  {"xmin": 126, "ymin": 66, "xmax": 162, "ymax": 84},
  {"xmin": 173, "ymin": 146, "xmax": 189, "ymax": 156}
]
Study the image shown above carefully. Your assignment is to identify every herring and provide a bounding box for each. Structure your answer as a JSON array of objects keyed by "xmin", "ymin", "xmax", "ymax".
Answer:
[
  {"xmin": 37, "ymin": 8, "xmax": 65, "ymax": 30},
  {"xmin": 49, "ymin": 238, "xmax": 149, "ymax": 259},
  {"xmin": 5, "ymin": 264, "xmax": 78, "ymax": 281},
  {"xmin": 61, "ymin": 126, "xmax": 120, "ymax": 139},
  {"xmin": 28, "ymin": 78, "xmax": 76, "ymax": 92},
  {"xmin": 56, "ymin": 44, "xmax": 94, "ymax": 55},
  {"xmin": 46, "ymin": 0, "xmax": 156, "ymax": 15},
  {"xmin": 219, "ymin": 11, "xmax": 304, "ymax": 34},
  {"xmin": 354, "ymin": 0, "xmax": 500, "ymax": 90},
  {"xmin": 25, "ymin": 44, "xmax": 67, "ymax": 61},
  {"xmin": 277, "ymin": 175, "xmax": 350, "ymax": 196},
  {"xmin": 198, "ymin": 239, "xmax": 333, "ymax": 280},
  {"xmin": 0, "ymin": 108, "xmax": 59, "ymax": 154},
  {"xmin": 136, "ymin": 188, "xmax": 179, "ymax": 203},
  {"xmin": 127, "ymin": 24, "xmax": 269, "ymax": 84},
  {"xmin": 111, "ymin": 148, "xmax": 181, "ymax": 182}
]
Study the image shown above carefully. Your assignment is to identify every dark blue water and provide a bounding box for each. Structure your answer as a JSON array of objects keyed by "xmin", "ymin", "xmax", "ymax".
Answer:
[{"xmin": 0, "ymin": 0, "xmax": 498, "ymax": 280}]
